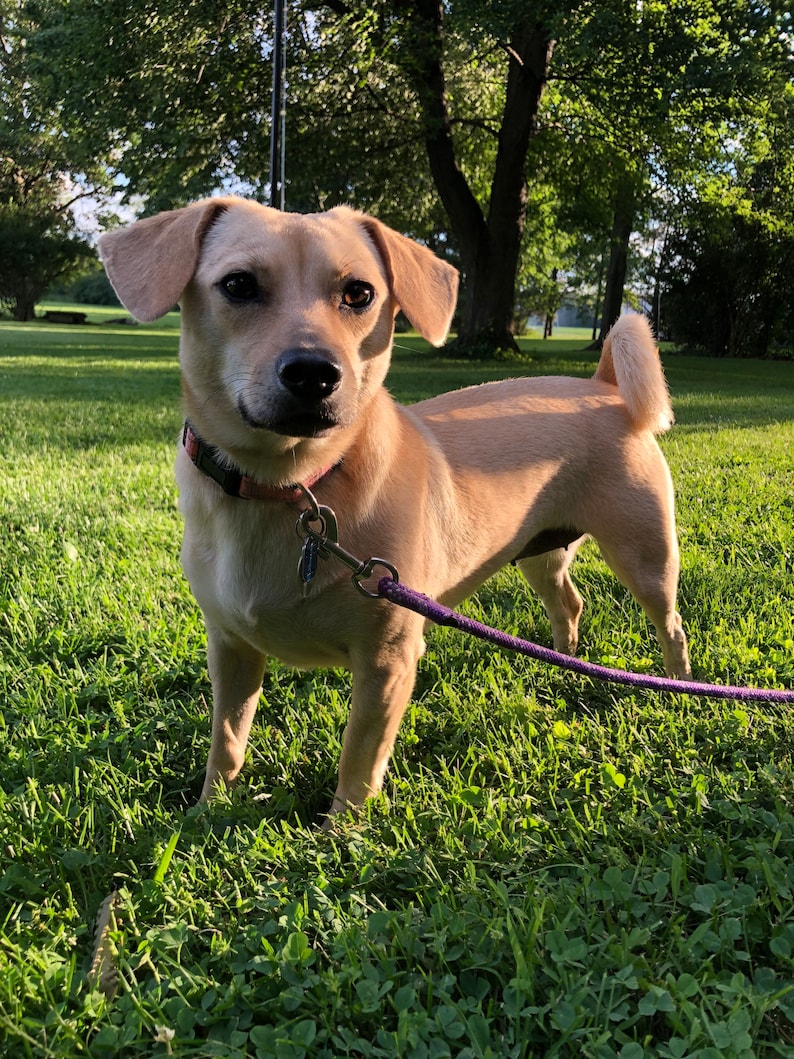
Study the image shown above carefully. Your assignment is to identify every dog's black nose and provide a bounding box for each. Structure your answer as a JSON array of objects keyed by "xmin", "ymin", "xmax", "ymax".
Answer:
[{"xmin": 276, "ymin": 349, "xmax": 342, "ymax": 404}]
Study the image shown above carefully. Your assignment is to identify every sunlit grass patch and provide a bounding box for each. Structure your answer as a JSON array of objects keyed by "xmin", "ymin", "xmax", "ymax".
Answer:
[{"xmin": 1, "ymin": 315, "xmax": 793, "ymax": 1056}]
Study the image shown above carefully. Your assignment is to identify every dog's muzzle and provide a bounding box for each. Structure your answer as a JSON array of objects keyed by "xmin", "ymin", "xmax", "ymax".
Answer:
[{"xmin": 240, "ymin": 348, "xmax": 344, "ymax": 437}]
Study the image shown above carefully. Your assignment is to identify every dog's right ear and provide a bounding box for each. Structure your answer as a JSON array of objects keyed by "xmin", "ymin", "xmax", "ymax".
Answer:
[{"xmin": 98, "ymin": 199, "xmax": 229, "ymax": 322}]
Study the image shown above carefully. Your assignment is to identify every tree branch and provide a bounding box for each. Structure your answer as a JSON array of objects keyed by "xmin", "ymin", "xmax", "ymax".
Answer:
[{"xmin": 315, "ymin": 0, "xmax": 350, "ymax": 15}]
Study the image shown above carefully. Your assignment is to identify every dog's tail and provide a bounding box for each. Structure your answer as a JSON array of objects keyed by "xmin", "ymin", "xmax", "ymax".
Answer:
[{"xmin": 594, "ymin": 315, "xmax": 674, "ymax": 434}]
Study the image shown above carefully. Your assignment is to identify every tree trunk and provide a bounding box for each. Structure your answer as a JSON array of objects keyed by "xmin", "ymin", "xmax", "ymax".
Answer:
[
  {"xmin": 405, "ymin": 2, "xmax": 554, "ymax": 353},
  {"xmin": 591, "ymin": 245, "xmax": 606, "ymax": 341},
  {"xmin": 597, "ymin": 170, "xmax": 639, "ymax": 344},
  {"xmin": 650, "ymin": 231, "xmax": 664, "ymax": 337},
  {"xmin": 14, "ymin": 290, "xmax": 38, "ymax": 322}
]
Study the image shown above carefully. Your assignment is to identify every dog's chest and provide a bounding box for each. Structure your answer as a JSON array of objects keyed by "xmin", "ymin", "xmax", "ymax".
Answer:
[{"xmin": 180, "ymin": 498, "xmax": 353, "ymax": 667}]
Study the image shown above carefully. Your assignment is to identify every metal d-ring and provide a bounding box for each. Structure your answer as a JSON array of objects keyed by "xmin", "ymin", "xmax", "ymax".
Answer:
[
  {"xmin": 352, "ymin": 559, "xmax": 400, "ymax": 598},
  {"xmin": 296, "ymin": 506, "xmax": 327, "ymax": 540},
  {"xmin": 295, "ymin": 481, "xmax": 321, "ymax": 520}
]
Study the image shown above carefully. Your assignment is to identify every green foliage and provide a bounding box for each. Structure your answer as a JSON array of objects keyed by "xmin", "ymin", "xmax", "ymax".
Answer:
[
  {"xmin": 661, "ymin": 202, "xmax": 794, "ymax": 358},
  {"xmin": 18, "ymin": 0, "xmax": 794, "ymax": 355},
  {"xmin": 1, "ymin": 316, "xmax": 793, "ymax": 1054},
  {"xmin": 67, "ymin": 269, "xmax": 122, "ymax": 307},
  {"xmin": 659, "ymin": 71, "xmax": 794, "ymax": 358},
  {"xmin": 24, "ymin": 0, "xmax": 270, "ymax": 210},
  {"xmin": 0, "ymin": 205, "xmax": 91, "ymax": 320},
  {"xmin": 0, "ymin": 1, "xmax": 98, "ymax": 319}
]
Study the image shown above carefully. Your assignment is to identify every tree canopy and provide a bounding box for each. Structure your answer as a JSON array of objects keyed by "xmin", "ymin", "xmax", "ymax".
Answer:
[
  {"xmin": 8, "ymin": 0, "xmax": 794, "ymax": 353},
  {"xmin": 0, "ymin": 1, "xmax": 94, "ymax": 318}
]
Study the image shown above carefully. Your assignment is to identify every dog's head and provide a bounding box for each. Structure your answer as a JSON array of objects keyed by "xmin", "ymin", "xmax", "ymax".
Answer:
[{"xmin": 100, "ymin": 197, "xmax": 458, "ymax": 467}]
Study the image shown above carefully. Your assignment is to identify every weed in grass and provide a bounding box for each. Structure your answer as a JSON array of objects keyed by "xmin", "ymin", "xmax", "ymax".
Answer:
[{"xmin": 1, "ymin": 317, "xmax": 793, "ymax": 1056}]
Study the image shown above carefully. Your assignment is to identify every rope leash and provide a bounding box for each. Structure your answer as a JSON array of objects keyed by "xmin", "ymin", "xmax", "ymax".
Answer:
[
  {"xmin": 377, "ymin": 577, "xmax": 794, "ymax": 704},
  {"xmin": 292, "ymin": 483, "xmax": 793, "ymax": 704}
]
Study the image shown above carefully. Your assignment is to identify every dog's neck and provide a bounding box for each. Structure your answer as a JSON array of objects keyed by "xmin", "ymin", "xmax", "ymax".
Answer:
[{"xmin": 181, "ymin": 422, "xmax": 336, "ymax": 503}]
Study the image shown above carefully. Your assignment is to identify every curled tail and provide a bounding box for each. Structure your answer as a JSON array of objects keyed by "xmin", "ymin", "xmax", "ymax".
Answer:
[{"xmin": 594, "ymin": 315, "xmax": 673, "ymax": 434}]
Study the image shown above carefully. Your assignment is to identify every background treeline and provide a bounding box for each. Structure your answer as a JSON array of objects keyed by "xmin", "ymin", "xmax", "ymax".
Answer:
[{"xmin": 2, "ymin": 0, "xmax": 793, "ymax": 356}]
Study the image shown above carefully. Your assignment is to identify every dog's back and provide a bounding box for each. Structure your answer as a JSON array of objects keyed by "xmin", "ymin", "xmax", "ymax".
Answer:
[{"xmin": 594, "ymin": 315, "xmax": 673, "ymax": 435}]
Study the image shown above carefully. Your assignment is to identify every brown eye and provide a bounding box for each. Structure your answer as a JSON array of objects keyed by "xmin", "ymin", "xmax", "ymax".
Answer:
[
  {"xmin": 342, "ymin": 280, "xmax": 375, "ymax": 311},
  {"xmin": 219, "ymin": 271, "xmax": 261, "ymax": 302}
]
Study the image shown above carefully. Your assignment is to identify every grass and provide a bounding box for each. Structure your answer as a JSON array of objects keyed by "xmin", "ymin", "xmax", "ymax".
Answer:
[{"xmin": 1, "ymin": 309, "xmax": 793, "ymax": 1058}]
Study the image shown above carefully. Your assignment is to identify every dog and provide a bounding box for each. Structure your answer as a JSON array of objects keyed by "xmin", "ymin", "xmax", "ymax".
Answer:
[{"xmin": 100, "ymin": 196, "xmax": 690, "ymax": 818}]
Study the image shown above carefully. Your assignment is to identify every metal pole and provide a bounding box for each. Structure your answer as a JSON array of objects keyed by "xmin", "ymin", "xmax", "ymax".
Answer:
[
  {"xmin": 270, "ymin": 0, "xmax": 286, "ymax": 209},
  {"xmin": 279, "ymin": 10, "xmax": 287, "ymax": 211}
]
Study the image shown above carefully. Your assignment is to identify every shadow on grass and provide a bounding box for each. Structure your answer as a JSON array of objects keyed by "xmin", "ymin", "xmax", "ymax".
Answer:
[{"xmin": 3, "ymin": 325, "xmax": 794, "ymax": 442}]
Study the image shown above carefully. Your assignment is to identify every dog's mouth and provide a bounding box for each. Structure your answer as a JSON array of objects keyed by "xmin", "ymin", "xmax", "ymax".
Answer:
[
  {"xmin": 238, "ymin": 398, "xmax": 340, "ymax": 438},
  {"xmin": 270, "ymin": 413, "xmax": 339, "ymax": 438}
]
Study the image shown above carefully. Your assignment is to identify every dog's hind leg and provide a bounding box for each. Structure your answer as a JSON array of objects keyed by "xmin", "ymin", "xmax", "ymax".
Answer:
[
  {"xmin": 516, "ymin": 545, "xmax": 585, "ymax": 656},
  {"xmin": 596, "ymin": 537, "xmax": 691, "ymax": 680},
  {"xmin": 199, "ymin": 626, "xmax": 267, "ymax": 803}
]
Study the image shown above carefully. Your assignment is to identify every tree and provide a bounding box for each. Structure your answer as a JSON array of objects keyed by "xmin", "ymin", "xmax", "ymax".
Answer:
[
  {"xmin": 1, "ymin": 2, "xmax": 95, "ymax": 319},
  {"xmin": 660, "ymin": 76, "xmax": 794, "ymax": 357},
  {"xmin": 393, "ymin": 3, "xmax": 554, "ymax": 353},
  {"xmin": 25, "ymin": 0, "xmax": 558, "ymax": 351},
  {"xmin": 539, "ymin": 1, "xmax": 794, "ymax": 342},
  {"xmin": 660, "ymin": 204, "xmax": 794, "ymax": 357},
  {"xmin": 23, "ymin": 0, "xmax": 794, "ymax": 351},
  {"xmin": 24, "ymin": 0, "xmax": 278, "ymax": 209},
  {"xmin": 515, "ymin": 117, "xmax": 617, "ymax": 340},
  {"xmin": 0, "ymin": 202, "xmax": 90, "ymax": 320}
]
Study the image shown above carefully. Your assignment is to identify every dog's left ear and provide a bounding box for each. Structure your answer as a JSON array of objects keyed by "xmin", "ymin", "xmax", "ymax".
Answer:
[{"xmin": 357, "ymin": 216, "xmax": 459, "ymax": 347}]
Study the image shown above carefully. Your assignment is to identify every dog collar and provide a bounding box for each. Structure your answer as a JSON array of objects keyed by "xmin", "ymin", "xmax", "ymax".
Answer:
[{"xmin": 182, "ymin": 422, "xmax": 336, "ymax": 503}]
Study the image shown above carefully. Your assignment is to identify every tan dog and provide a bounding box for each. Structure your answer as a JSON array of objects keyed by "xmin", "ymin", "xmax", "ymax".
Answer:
[{"xmin": 100, "ymin": 196, "xmax": 690, "ymax": 817}]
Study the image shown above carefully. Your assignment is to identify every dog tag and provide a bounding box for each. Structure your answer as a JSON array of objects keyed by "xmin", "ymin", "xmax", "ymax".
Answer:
[{"xmin": 298, "ymin": 536, "xmax": 320, "ymax": 594}]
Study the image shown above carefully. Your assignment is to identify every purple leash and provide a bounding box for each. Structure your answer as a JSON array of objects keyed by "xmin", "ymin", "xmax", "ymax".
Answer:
[
  {"xmin": 290, "ymin": 488, "xmax": 792, "ymax": 704},
  {"xmin": 378, "ymin": 577, "xmax": 794, "ymax": 704}
]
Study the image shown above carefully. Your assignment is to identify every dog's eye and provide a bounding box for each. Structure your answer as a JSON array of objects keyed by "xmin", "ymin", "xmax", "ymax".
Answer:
[
  {"xmin": 341, "ymin": 281, "xmax": 375, "ymax": 311},
  {"xmin": 219, "ymin": 271, "xmax": 261, "ymax": 302}
]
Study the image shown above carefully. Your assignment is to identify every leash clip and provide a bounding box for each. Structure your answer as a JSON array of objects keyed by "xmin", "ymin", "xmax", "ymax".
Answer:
[{"xmin": 294, "ymin": 488, "xmax": 399, "ymax": 596}]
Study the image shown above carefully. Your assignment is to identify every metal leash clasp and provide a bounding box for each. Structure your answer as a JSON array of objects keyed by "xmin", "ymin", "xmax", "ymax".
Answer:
[{"xmin": 295, "ymin": 484, "xmax": 399, "ymax": 598}]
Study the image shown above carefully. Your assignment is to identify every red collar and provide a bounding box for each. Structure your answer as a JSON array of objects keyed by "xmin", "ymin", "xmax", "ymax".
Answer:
[{"xmin": 182, "ymin": 422, "xmax": 336, "ymax": 502}]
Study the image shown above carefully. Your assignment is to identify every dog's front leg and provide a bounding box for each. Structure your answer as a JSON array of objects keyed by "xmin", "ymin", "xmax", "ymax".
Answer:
[
  {"xmin": 199, "ymin": 625, "xmax": 266, "ymax": 803},
  {"xmin": 329, "ymin": 622, "xmax": 425, "ymax": 817}
]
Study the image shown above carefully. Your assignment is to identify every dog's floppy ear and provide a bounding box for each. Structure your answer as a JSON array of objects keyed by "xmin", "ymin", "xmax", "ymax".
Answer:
[
  {"xmin": 98, "ymin": 198, "xmax": 230, "ymax": 322},
  {"xmin": 358, "ymin": 216, "xmax": 459, "ymax": 346}
]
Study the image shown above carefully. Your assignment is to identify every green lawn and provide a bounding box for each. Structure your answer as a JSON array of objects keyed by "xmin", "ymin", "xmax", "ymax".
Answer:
[{"xmin": 1, "ymin": 311, "xmax": 794, "ymax": 1058}]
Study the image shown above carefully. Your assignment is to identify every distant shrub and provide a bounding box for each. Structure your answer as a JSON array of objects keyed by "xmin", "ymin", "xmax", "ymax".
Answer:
[{"xmin": 69, "ymin": 270, "xmax": 121, "ymax": 306}]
